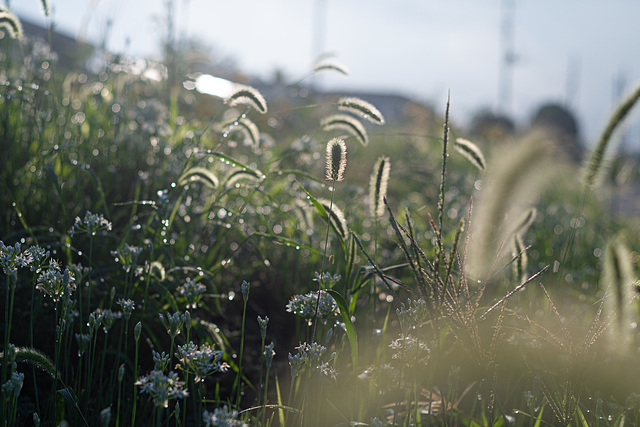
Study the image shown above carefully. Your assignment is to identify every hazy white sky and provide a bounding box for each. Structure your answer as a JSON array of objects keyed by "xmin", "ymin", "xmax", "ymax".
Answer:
[{"xmin": 12, "ymin": 0, "xmax": 640, "ymax": 144}]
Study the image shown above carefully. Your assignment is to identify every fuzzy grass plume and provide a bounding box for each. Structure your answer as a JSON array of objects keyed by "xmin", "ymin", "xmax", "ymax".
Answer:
[
  {"xmin": 225, "ymin": 84, "xmax": 268, "ymax": 114},
  {"xmin": 337, "ymin": 97, "xmax": 385, "ymax": 125},
  {"xmin": 221, "ymin": 117, "xmax": 260, "ymax": 148},
  {"xmin": 0, "ymin": 9, "xmax": 23, "ymax": 39},
  {"xmin": 468, "ymin": 132, "xmax": 559, "ymax": 279},
  {"xmin": 454, "ymin": 137, "xmax": 486, "ymax": 171},
  {"xmin": 224, "ymin": 168, "xmax": 264, "ymax": 189},
  {"xmin": 583, "ymin": 83, "xmax": 640, "ymax": 187},
  {"xmin": 602, "ymin": 236, "xmax": 637, "ymax": 351},
  {"xmin": 369, "ymin": 156, "xmax": 390, "ymax": 218},
  {"xmin": 313, "ymin": 60, "xmax": 350, "ymax": 76},
  {"xmin": 326, "ymin": 137, "xmax": 347, "ymax": 182},
  {"xmin": 512, "ymin": 233, "xmax": 528, "ymax": 284},
  {"xmin": 321, "ymin": 114, "xmax": 368, "ymax": 146},
  {"xmin": 178, "ymin": 167, "xmax": 219, "ymax": 189}
]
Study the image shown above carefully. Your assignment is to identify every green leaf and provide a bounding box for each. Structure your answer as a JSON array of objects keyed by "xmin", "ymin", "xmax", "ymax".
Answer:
[
  {"xmin": 296, "ymin": 180, "xmax": 346, "ymax": 252},
  {"xmin": 326, "ymin": 289, "xmax": 358, "ymax": 375}
]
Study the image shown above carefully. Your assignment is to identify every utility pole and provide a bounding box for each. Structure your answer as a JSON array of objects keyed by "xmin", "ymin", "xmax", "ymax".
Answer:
[
  {"xmin": 311, "ymin": 0, "xmax": 328, "ymax": 91},
  {"xmin": 498, "ymin": 0, "xmax": 516, "ymax": 116}
]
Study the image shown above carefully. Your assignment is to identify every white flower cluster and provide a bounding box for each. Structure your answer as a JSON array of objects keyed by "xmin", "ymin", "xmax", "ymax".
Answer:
[
  {"xmin": 175, "ymin": 341, "xmax": 229, "ymax": 382},
  {"xmin": 69, "ymin": 211, "xmax": 112, "ymax": 238},
  {"xmin": 202, "ymin": 405, "xmax": 247, "ymax": 427},
  {"xmin": 288, "ymin": 342, "xmax": 337, "ymax": 380},
  {"xmin": 135, "ymin": 370, "xmax": 188, "ymax": 408},
  {"xmin": 160, "ymin": 311, "xmax": 187, "ymax": 338},
  {"xmin": 0, "ymin": 241, "xmax": 49, "ymax": 275},
  {"xmin": 396, "ymin": 298, "xmax": 429, "ymax": 334},
  {"xmin": 177, "ymin": 277, "xmax": 207, "ymax": 308},
  {"xmin": 36, "ymin": 259, "xmax": 76, "ymax": 303},
  {"xmin": 286, "ymin": 290, "xmax": 336, "ymax": 319},
  {"xmin": 111, "ymin": 243, "xmax": 143, "ymax": 272}
]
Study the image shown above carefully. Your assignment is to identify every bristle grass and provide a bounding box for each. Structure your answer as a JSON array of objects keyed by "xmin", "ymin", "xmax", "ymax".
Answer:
[
  {"xmin": 222, "ymin": 117, "xmax": 260, "ymax": 148},
  {"xmin": 325, "ymin": 137, "xmax": 347, "ymax": 182},
  {"xmin": 178, "ymin": 167, "xmax": 219, "ymax": 189},
  {"xmin": 225, "ymin": 84, "xmax": 268, "ymax": 114},
  {"xmin": 369, "ymin": 156, "xmax": 390, "ymax": 218},
  {"xmin": 321, "ymin": 114, "xmax": 369, "ymax": 146},
  {"xmin": 337, "ymin": 97, "xmax": 385, "ymax": 125},
  {"xmin": 512, "ymin": 234, "xmax": 528, "ymax": 284},
  {"xmin": 602, "ymin": 237, "xmax": 636, "ymax": 351},
  {"xmin": 224, "ymin": 168, "xmax": 264, "ymax": 189},
  {"xmin": 0, "ymin": 10, "xmax": 23, "ymax": 39},
  {"xmin": 313, "ymin": 60, "xmax": 350, "ymax": 76},
  {"xmin": 583, "ymin": 83, "xmax": 640, "ymax": 187},
  {"xmin": 454, "ymin": 137, "xmax": 486, "ymax": 171}
]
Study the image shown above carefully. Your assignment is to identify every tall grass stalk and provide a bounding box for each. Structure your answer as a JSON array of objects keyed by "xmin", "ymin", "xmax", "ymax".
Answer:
[
  {"xmin": 235, "ymin": 281, "xmax": 250, "ymax": 408},
  {"xmin": 313, "ymin": 138, "xmax": 347, "ymax": 340}
]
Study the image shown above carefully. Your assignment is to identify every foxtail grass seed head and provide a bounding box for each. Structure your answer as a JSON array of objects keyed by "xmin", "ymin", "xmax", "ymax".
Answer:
[
  {"xmin": 326, "ymin": 137, "xmax": 347, "ymax": 182},
  {"xmin": 454, "ymin": 137, "xmax": 486, "ymax": 171},
  {"xmin": 313, "ymin": 59, "xmax": 350, "ymax": 75},
  {"xmin": 225, "ymin": 84, "xmax": 268, "ymax": 114},
  {"xmin": 149, "ymin": 261, "xmax": 166, "ymax": 281},
  {"xmin": 370, "ymin": 156, "xmax": 391, "ymax": 218},
  {"xmin": 583, "ymin": 83, "xmax": 640, "ymax": 188},
  {"xmin": 337, "ymin": 96, "xmax": 385, "ymax": 125},
  {"xmin": 512, "ymin": 234, "xmax": 528, "ymax": 283},
  {"xmin": 321, "ymin": 114, "xmax": 369, "ymax": 146},
  {"xmin": 178, "ymin": 167, "xmax": 219, "ymax": 189},
  {"xmin": 0, "ymin": 10, "xmax": 23, "ymax": 40}
]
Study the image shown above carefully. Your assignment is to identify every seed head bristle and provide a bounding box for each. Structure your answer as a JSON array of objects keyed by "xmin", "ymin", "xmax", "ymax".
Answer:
[
  {"xmin": 225, "ymin": 85, "xmax": 268, "ymax": 114},
  {"xmin": 313, "ymin": 60, "xmax": 350, "ymax": 76},
  {"xmin": 0, "ymin": 10, "xmax": 23, "ymax": 39},
  {"xmin": 178, "ymin": 167, "xmax": 219, "ymax": 189},
  {"xmin": 602, "ymin": 237, "xmax": 636, "ymax": 348},
  {"xmin": 337, "ymin": 97, "xmax": 385, "ymax": 125},
  {"xmin": 512, "ymin": 234, "xmax": 528, "ymax": 284},
  {"xmin": 321, "ymin": 114, "xmax": 368, "ymax": 146},
  {"xmin": 583, "ymin": 83, "xmax": 640, "ymax": 188},
  {"xmin": 513, "ymin": 207, "xmax": 537, "ymax": 235},
  {"xmin": 370, "ymin": 156, "xmax": 390, "ymax": 218},
  {"xmin": 223, "ymin": 117, "xmax": 260, "ymax": 148},
  {"xmin": 325, "ymin": 138, "xmax": 347, "ymax": 182},
  {"xmin": 454, "ymin": 137, "xmax": 486, "ymax": 171},
  {"xmin": 225, "ymin": 168, "xmax": 264, "ymax": 189}
]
